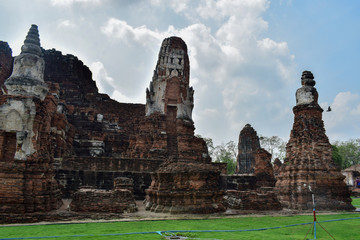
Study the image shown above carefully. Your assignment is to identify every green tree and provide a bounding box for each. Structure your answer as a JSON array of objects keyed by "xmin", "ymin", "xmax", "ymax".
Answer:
[
  {"xmin": 332, "ymin": 139, "xmax": 360, "ymax": 169},
  {"xmin": 259, "ymin": 135, "xmax": 286, "ymax": 161},
  {"xmin": 198, "ymin": 135, "xmax": 237, "ymax": 174},
  {"xmin": 212, "ymin": 141, "xmax": 237, "ymax": 174},
  {"xmin": 331, "ymin": 145, "xmax": 344, "ymax": 168}
]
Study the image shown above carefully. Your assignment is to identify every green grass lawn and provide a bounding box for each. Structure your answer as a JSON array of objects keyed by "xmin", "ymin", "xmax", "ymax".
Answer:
[
  {"xmin": 1, "ymin": 212, "xmax": 359, "ymax": 240},
  {"xmin": 352, "ymin": 196, "xmax": 360, "ymax": 207}
]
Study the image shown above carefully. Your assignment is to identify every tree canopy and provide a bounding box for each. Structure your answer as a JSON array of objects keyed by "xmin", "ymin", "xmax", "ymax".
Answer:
[
  {"xmin": 202, "ymin": 137, "xmax": 237, "ymax": 174},
  {"xmin": 332, "ymin": 139, "xmax": 360, "ymax": 169},
  {"xmin": 201, "ymin": 135, "xmax": 360, "ymax": 172},
  {"xmin": 259, "ymin": 135, "xmax": 286, "ymax": 161}
]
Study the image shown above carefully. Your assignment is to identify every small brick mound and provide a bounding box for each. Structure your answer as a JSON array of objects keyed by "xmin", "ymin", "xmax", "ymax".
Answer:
[{"xmin": 70, "ymin": 187, "xmax": 137, "ymax": 213}]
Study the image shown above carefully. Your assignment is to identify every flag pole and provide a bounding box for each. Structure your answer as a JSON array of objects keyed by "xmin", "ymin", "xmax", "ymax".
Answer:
[{"xmin": 312, "ymin": 193, "xmax": 316, "ymax": 239}]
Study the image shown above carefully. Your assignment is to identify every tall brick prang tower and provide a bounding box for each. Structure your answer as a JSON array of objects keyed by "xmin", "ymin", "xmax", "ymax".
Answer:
[
  {"xmin": 127, "ymin": 37, "xmax": 209, "ymax": 162},
  {"xmin": 275, "ymin": 71, "xmax": 354, "ymax": 210},
  {"xmin": 143, "ymin": 37, "xmax": 225, "ymax": 214},
  {"xmin": 145, "ymin": 37, "xmax": 193, "ymax": 121}
]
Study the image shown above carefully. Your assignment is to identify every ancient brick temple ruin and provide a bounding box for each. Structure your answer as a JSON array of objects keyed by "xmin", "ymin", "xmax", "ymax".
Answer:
[
  {"xmin": 0, "ymin": 26, "xmax": 226, "ymax": 222},
  {"xmin": 224, "ymin": 124, "xmax": 281, "ymax": 211},
  {"xmin": 142, "ymin": 37, "xmax": 225, "ymax": 213},
  {"xmin": 0, "ymin": 25, "xmax": 155, "ymax": 222},
  {"xmin": 0, "ymin": 25, "xmax": 356, "ymax": 222},
  {"xmin": 275, "ymin": 71, "xmax": 354, "ymax": 210}
]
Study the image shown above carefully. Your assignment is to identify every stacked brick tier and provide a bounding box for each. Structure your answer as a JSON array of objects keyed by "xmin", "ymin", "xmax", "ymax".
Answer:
[
  {"xmin": 126, "ymin": 113, "xmax": 210, "ymax": 161},
  {"xmin": 70, "ymin": 178, "xmax": 137, "ymax": 213},
  {"xmin": 70, "ymin": 188, "xmax": 137, "ymax": 213},
  {"xmin": 224, "ymin": 189, "xmax": 281, "ymax": 210},
  {"xmin": 0, "ymin": 94, "xmax": 65, "ymax": 214},
  {"xmin": 55, "ymin": 156, "xmax": 163, "ymax": 199},
  {"xmin": 224, "ymin": 148, "xmax": 281, "ymax": 211},
  {"xmin": 145, "ymin": 160, "xmax": 225, "ymax": 214}
]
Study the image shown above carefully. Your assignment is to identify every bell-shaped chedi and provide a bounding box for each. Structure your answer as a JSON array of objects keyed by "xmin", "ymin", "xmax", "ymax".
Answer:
[
  {"xmin": 0, "ymin": 25, "xmax": 61, "ymax": 218},
  {"xmin": 5, "ymin": 24, "xmax": 48, "ymax": 100},
  {"xmin": 143, "ymin": 37, "xmax": 224, "ymax": 213},
  {"xmin": 1, "ymin": 25, "xmax": 48, "ymax": 160},
  {"xmin": 275, "ymin": 71, "xmax": 354, "ymax": 210},
  {"xmin": 236, "ymin": 124, "xmax": 260, "ymax": 174}
]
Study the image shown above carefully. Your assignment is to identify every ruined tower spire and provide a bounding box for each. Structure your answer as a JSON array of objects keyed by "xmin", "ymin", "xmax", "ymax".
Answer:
[
  {"xmin": 295, "ymin": 70, "xmax": 318, "ymax": 106},
  {"xmin": 22, "ymin": 24, "xmax": 42, "ymax": 55},
  {"xmin": 236, "ymin": 124, "xmax": 261, "ymax": 174},
  {"xmin": 5, "ymin": 24, "xmax": 48, "ymax": 100},
  {"xmin": 145, "ymin": 36, "xmax": 194, "ymax": 121}
]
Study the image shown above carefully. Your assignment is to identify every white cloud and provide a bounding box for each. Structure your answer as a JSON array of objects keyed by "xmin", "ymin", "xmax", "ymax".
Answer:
[
  {"xmin": 97, "ymin": 0, "xmax": 295, "ymax": 144},
  {"xmin": 323, "ymin": 92, "xmax": 360, "ymax": 140},
  {"xmin": 257, "ymin": 38, "xmax": 289, "ymax": 55},
  {"xmin": 50, "ymin": 0, "xmax": 103, "ymax": 6},
  {"xmin": 351, "ymin": 105, "xmax": 360, "ymax": 116},
  {"xmin": 196, "ymin": 0, "xmax": 269, "ymax": 21},
  {"xmin": 111, "ymin": 90, "xmax": 132, "ymax": 103},
  {"xmin": 90, "ymin": 61, "xmax": 137, "ymax": 103},
  {"xmin": 101, "ymin": 18, "xmax": 162, "ymax": 47},
  {"xmin": 201, "ymin": 108, "xmax": 220, "ymax": 118},
  {"xmin": 197, "ymin": 0, "xmax": 270, "ymax": 44},
  {"xmin": 332, "ymin": 92, "xmax": 359, "ymax": 111},
  {"xmin": 149, "ymin": 0, "xmax": 190, "ymax": 13},
  {"xmin": 196, "ymin": 0, "xmax": 218, "ymax": 19},
  {"xmin": 90, "ymin": 61, "xmax": 115, "ymax": 94},
  {"xmin": 58, "ymin": 20, "xmax": 77, "ymax": 28}
]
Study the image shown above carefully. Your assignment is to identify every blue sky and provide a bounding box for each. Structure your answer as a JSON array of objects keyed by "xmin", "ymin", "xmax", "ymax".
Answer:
[{"xmin": 1, "ymin": 0, "xmax": 359, "ymax": 145}]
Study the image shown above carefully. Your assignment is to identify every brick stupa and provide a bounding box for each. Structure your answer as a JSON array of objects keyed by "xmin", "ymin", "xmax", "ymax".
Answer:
[
  {"xmin": 275, "ymin": 71, "xmax": 354, "ymax": 210},
  {"xmin": 141, "ymin": 37, "xmax": 225, "ymax": 214}
]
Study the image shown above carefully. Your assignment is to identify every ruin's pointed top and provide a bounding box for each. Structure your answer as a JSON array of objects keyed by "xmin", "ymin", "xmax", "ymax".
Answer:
[
  {"xmin": 161, "ymin": 36, "xmax": 187, "ymax": 52},
  {"xmin": 21, "ymin": 24, "xmax": 41, "ymax": 56},
  {"xmin": 301, "ymin": 70, "xmax": 316, "ymax": 87}
]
